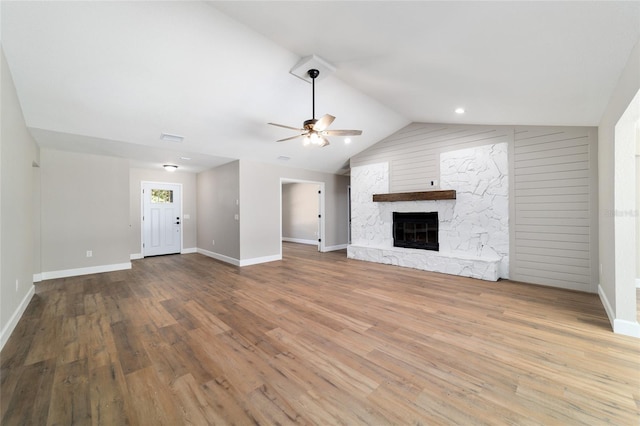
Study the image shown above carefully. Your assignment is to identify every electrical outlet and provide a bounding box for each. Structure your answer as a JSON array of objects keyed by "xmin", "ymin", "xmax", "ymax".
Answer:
[
  {"xmin": 15, "ymin": 279, "xmax": 19, "ymax": 291},
  {"xmin": 86, "ymin": 250, "xmax": 92, "ymax": 257},
  {"xmin": 212, "ymin": 240, "xmax": 215, "ymax": 246},
  {"xmin": 234, "ymin": 214, "xmax": 239, "ymax": 220}
]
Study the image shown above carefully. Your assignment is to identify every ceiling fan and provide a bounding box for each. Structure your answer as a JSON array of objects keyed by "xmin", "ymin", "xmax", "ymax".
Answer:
[{"xmin": 268, "ymin": 69, "xmax": 362, "ymax": 147}]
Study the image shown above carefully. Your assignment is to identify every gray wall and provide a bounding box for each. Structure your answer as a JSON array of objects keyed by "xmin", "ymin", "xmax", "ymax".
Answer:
[
  {"xmin": 351, "ymin": 123, "xmax": 512, "ymax": 192},
  {"xmin": 598, "ymin": 38, "xmax": 639, "ymax": 327},
  {"xmin": 512, "ymin": 127, "xmax": 598, "ymax": 292},
  {"xmin": 40, "ymin": 149, "xmax": 130, "ymax": 273},
  {"xmin": 351, "ymin": 122, "xmax": 599, "ymax": 292},
  {"xmin": 239, "ymin": 160, "xmax": 350, "ymax": 261},
  {"xmin": 282, "ymin": 183, "xmax": 319, "ymax": 243},
  {"xmin": 130, "ymin": 168, "xmax": 197, "ymax": 256},
  {"xmin": 1, "ymin": 48, "xmax": 40, "ymax": 347},
  {"xmin": 196, "ymin": 161, "xmax": 240, "ymax": 260}
]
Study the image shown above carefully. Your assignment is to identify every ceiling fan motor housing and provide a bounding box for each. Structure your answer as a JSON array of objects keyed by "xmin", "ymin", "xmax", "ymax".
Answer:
[{"xmin": 303, "ymin": 118, "xmax": 318, "ymax": 130}]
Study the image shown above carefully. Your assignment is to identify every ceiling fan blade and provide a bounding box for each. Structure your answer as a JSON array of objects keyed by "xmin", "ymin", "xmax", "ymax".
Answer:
[
  {"xmin": 268, "ymin": 122, "xmax": 304, "ymax": 131},
  {"xmin": 276, "ymin": 134, "xmax": 307, "ymax": 142},
  {"xmin": 319, "ymin": 136, "xmax": 330, "ymax": 147},
  {"xmin": 312, "ymin": 114, "xmax": 335, "ymax": 132},
  {"xmin": 321, "ymin": 129, "xmax": 363, "ymax": 136}
]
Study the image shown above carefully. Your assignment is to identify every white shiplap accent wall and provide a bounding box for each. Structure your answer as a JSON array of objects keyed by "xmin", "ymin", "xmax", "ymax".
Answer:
[
  {"xmin": 351, "ymin": 123, "xmax": 598, "ymax": 292},
  {"xmin": 511, "ymin": 127, "xmax": 598, "ymax": 292},
  {"xmin": 351, "ymin": 123, "xmax": 512, "ymax": 192}
]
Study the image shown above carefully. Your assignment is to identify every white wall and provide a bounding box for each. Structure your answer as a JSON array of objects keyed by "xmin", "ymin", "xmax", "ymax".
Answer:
[
  {"xmin": 637, "ymin": 129, "xmax": 640, "ymax": 282},
  {"xmin": 282, "ymin": 183, "xmax": 319, "ymax": 244},
  {"xmin": 130, "ymin": 168, "xmax": 197, "ymax": 257},
  {"xmin": 1, "ymin": 48, "xmax": 40, "ymax": 349},
  {"xmin": 598, "ymin": 38, "xmax": 640, "ymax": 336},
  {"xmin": 40, "ymin": 149, "xmax": 131, "ymax": 277}
]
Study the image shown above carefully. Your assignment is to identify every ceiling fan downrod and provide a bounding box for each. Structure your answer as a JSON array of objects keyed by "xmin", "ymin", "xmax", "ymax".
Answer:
[{"xmin": 308, "ymin": 69, "xmax": 319, "ymax": 121}]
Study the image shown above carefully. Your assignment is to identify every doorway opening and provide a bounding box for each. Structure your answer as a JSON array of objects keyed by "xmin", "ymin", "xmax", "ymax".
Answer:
[{"xmin": 280, "ymin": 178, "xmax": 325, "ymax": 256}]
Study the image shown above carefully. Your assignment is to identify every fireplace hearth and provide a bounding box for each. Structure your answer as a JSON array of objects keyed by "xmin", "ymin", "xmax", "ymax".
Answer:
[{"xmin": 393, "ymin": 212, "xmax": 439, "ymax": 251}]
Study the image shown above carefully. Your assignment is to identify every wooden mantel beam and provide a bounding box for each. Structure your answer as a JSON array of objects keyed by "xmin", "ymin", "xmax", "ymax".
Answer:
[{"xmin": 372, "ymin": 190, "xmax": 456, "ymax": 202}]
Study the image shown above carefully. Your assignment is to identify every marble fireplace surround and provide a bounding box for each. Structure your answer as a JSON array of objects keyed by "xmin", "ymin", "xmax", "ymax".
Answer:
[{"xmin": 348, "ymin": 143, "xmax": 509, "ymax": 281}]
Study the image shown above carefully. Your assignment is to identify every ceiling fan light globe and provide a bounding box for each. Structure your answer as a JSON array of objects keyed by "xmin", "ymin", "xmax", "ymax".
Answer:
[{"xmin": 309, "ymin": 133, "xmax": 322, "ymax": 146}]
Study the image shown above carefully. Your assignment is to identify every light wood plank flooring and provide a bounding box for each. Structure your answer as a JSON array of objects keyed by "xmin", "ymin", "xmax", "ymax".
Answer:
[{"xmin": 2, "ymin": 243, "xmax": 639, "ymax": 425}]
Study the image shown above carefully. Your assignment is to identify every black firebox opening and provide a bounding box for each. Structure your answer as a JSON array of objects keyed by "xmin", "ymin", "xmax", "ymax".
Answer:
[{"xmin": 393, "ymin": 212, "xmax": 439, "ymax": 251}]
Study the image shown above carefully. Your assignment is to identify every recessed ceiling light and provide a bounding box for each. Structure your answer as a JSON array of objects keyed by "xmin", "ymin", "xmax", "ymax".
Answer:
[
  {"xmin": 344, "ymin": 138, "xmax": 351, "ymax": 144},
  {"xmin": 160, "ymin": 133, "xmax": 184, "ymax": 143},
  {"xmin": 180, "ymin": 156, "xmax": 191, "ymax": 160},
  {"xmin": 455, "ymin": 108, "xmax": 465, "ymax": 114},
  {"xmin": 163, "ymin": 164, "xmax": 178, "ymax": 172}
]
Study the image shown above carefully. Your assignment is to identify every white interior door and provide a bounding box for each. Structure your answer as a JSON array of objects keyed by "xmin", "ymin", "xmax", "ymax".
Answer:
[{"xmin": 143, "ymin": 182, "xmax": 182, "ymax": 257}]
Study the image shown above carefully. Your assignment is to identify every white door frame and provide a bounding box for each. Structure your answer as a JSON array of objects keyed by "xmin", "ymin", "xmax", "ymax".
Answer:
[
  {"xmin": 347, "ymin": 184, "xmax": 352, "ymax": 245},
  {"xmin": 141, "ymin": 181, "xmax": 184, "ymax": 256},
  {"xmin": 280, "ymin": 178, "xmax": 326, "ymax": 254}
]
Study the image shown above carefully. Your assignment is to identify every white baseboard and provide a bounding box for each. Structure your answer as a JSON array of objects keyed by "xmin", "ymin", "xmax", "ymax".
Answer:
[
  {"xmin": 130, "ymin": 253, "xmax": 143, "ymax": 260},
  {"xmin": 239, "ymin": 254, "xmax": 281, "ymax": 267},
  {"xmin": 33, "ymin": 273, "xmax": 42, "ymax": 283},
  {"xmin": 282, "ymin": 237, "xmax": 317, "ymax": 245},
  {"xmin": 0, "ymin": 286, "xmax": 35, "ymax": 352},
  {"xmin": 181, "ymin": 247, "xmax": 197, "ymax": 254},
  {"xmin": 613, "ymin": 319, "xmax": 640, "ymax": 338},
  {"xmin": 282, "ymin": 238, "xmax": 347, "ymax": 252},
  {"xmin": 598, "ymin": 284, "xmax": 640, "ymax": 338},
  {"xmin": 598, "ymin": 284, "xmax": 616, "ymax": 331},
  {"xmin": 41, "ymin": 262, "xmax": 132, "ymax": 280},
  {"xmin": 323, "ymin": 244, "xmax": 348, "ymax": 252},
  {"xmin": 197, "ymin": 248, "xmax": 240, "ymax": 266},
  {"xmin": 197, "ymin": 248, "xmax": 281, "ymax": 267}
]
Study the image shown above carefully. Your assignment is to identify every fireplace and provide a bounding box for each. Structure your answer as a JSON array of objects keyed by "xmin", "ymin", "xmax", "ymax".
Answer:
[{"xmin": 393, "ymin": 212, "xmax": 439, "ymax": 251}]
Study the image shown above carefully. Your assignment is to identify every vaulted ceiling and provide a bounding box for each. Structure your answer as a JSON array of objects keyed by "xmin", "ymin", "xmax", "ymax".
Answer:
[{"xmin": 2, "ymin": 1, "xmax": 639, "ymax": 174}]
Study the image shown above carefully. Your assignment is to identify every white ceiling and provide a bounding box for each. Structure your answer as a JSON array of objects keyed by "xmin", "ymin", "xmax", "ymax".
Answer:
[{"xmin": 2, "ymin": 1, "xmax": 639, "ymax": 174}]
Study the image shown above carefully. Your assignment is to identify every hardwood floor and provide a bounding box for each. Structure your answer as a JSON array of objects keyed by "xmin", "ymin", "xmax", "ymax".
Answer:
[{"xmin": 2, "ymin": 243, "xmax": 639, "ymax": 425}]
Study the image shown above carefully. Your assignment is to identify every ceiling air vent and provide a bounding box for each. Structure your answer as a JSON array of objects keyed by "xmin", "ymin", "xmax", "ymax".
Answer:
[{"xmin": 160, "ymin": 133, "xmax": 184, "ymax": 143}]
